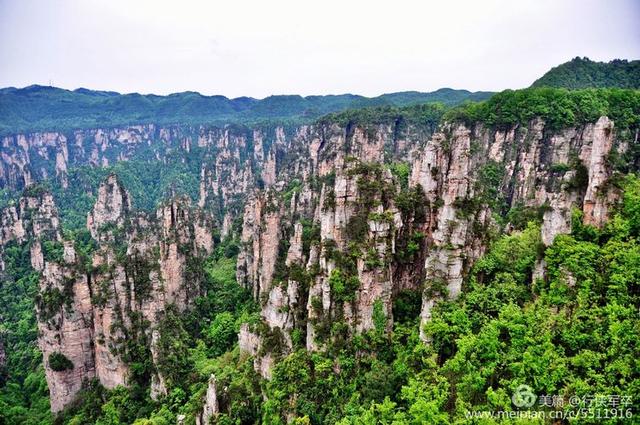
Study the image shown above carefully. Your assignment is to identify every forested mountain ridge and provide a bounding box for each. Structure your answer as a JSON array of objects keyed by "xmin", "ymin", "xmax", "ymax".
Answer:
[
  {"xmin": 0, "ymin": 86, "xmax": 639, "ymax": 424},
  {"xmin": 0, "ymin": 85, "xmax": 492, "ymax": 136},
  {"xmin": 531, "ymin": 57, "xmax": 640, "ymax": 89}
]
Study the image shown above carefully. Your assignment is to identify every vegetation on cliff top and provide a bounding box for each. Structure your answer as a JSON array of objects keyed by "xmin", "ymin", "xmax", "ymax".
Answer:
[
  {"xmin": 312, "ymin": 87, "xmax": 640, "ymax": 139},
  {"xmin": 1, "ymin": 57, "xmax": 638, "ymax": 137},
  {"xmin": 444, "ymin": 87, "xmax": 640, "ymax": 130},
  {"xmin": 0, "ymin": 85, "xmax": 492, "ymax": 135},
  {"xmin": 531, "ymin": 57, "xmax": 640, "ymax": 89}
]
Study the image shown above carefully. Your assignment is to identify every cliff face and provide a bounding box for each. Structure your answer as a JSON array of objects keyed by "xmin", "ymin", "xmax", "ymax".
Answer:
[
  {"xmin": 0, "ymin": 124, "xmax": 292, "ymax": 230},
  {"xmin": 0, "ymin": 174, "xmax": 215, "ymax": 412},
  {"xmin": 0, "ymin": 126, "xmax": 200, "ymax": 191},
  {"xmin": 0, "ymin": 114, "xmax": 633, "ymax": 412},
  {"xmin": 412, "ymin": 117, "xmax": 619, "ymax": 337},
  {"xmin": 0, "ymin": 188, "xmax": 61, "ymax": 271},
  {"xmin": 0, "ymin": 124, "xmax": 310, "ymax": 253},
  {"xmin": 235, "ymin": 115, "xmax": 626, "ymax": 375}
]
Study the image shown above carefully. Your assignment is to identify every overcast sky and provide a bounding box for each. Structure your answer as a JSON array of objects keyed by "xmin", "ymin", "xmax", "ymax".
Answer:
[{"xmin": 0, "ymin": 0, "xmax": 638, "ymax": 98}]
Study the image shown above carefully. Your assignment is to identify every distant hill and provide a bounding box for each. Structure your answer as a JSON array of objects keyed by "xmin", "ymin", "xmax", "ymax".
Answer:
[
  {"xmin": 0, "ymin": 85, "xmax": 493, "ymax": 135},
  {"xmin": 531, "ymin": 57, "xmax": 640, "ymax": 89}
]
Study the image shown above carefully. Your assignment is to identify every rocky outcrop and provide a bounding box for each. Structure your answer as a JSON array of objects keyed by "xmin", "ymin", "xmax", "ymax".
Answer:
[
  {"xmin": 0, "ymin": 189, "xmax": 93, "ymax": 412},
  {"xmin": 0, "ymin": 126, "xmax": 185, "ymax": 191},
  {"xmin": 0, "ymin": 124, "xmax": 287, "ymax": 243},
  {"xmin": 0, "ymin": 113, "xmax": 632, "ymax": 409},
  {"xmin": 236, "ymin": 193, "xmax": 282, "ymax": 300},
  {"xmin": 581, "ymin": 117, "xmax": 615, "ymax": 227},
  {"xmin": 237, "ymin": 123, "xmax": 427, "ymax": 368},
  {"xmin": 195, "ymin": 375, "xmax": 219, "ymax": 425},
  {"xmin": 0, "ymin": 175, "xmax": 217, "ymax": 412},
  {"xmin": 87, "ymin": 173, "xmax": 131, "ymax": 239},
  {"xmin": 410, "ymin": 118, "xmax": 623, "ymax": 338},
  {"xmin": 0, "ymin": 187, "xmax": 60, "ymax": 271},
  {"xmin": 38, "ymin": 259, "xmax": 97, "ymax": 412},
  {"xmin": 157, "ymin": 196, "xmax": 215, "ymax": 309},
  {"xmin": 236, "ymin": 115, "xmax": 628, "ymax": 372}
]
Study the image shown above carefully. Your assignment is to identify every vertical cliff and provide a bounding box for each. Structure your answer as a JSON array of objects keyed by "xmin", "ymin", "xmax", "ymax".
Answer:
[
  {"xmin": 0, "ymin": 100, "xmax": 636, "ymax": 417},
  {"xmin": 0, "ymin": 173, "xmax": 217, "ymax": 412},
  {"xmin": 235, "ymin": 114, "xmax": 627, "ymax": 378}
]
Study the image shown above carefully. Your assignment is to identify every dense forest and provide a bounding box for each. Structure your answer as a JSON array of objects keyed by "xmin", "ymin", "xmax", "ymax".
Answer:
[
  {"xmin": 532, "ymin": 57, "xmax": 640, "ymax": 90},
  {"xmin": 0, "ymin": 86, "xmax": 492, "ymax": 136},
  {"xmin": 0, "ymin": 76, "xmax": 639, "ymax": 424}
]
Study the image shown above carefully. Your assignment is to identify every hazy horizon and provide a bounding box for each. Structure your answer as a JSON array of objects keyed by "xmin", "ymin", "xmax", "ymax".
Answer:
[
  {"xmin": 1, "ymin": 0, "xmax": 639, "ymax": 98},
  {"xmin": 1, "ymin": 83, "xmax": 497, "ymax": 99}
]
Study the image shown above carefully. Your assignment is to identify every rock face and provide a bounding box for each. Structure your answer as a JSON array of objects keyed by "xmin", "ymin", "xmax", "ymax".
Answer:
[
  {"xmin": 87, "ymin": 173, "xmax": 131, "ymax": 239},
  {"xmin": 0, "ymin": 188, "xmax": 80, "ymax": 411},
  {"xmin": 196, "ymin": 375, "xmax": 219, "ymax": 425},
  {"xmin": 234, "ymin": 115, "xmax": 628, "ymax": 375},
  {"xmin": 0, "ymin": 122, "xmax": 289, "ymax": 412},
  {"xmin": 0, "ymin": 124, "xmax": 321, "ymax": 242},
  {"xmin": 235, "ymin": 122, "xmax": 429, "ymax": 370},
  {"xmin": 38, "ymin": 260, "xmax": 96, "ymax": 412},
  {"xmin": 0, "ymin": 187, "xmax": 61, "ymax": 271},
  {"xmin": 0, "ymin": 126, "xmax": 175, "ymax": 191},
  {"xmin": 0, "ymin": 176, "xmax": 216, "ymax": 412},
  {"xmin": 0, "ymin": 125, "xmax": 283, "ymax": 234},
  {"xmin": 0, "ymin": 114, "xmax": 633, "ymax": 412}
]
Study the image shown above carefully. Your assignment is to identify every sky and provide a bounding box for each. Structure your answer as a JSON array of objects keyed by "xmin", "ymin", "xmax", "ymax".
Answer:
[{"xmin": 0, "ymin": 0, "xmax": 638, "ymax": 98}]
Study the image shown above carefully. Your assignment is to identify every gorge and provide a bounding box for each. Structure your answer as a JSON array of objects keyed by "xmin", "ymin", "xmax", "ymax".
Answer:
[{"xmin": 0, "ymin": 67, "xmax": 639, "ymax": 424}]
